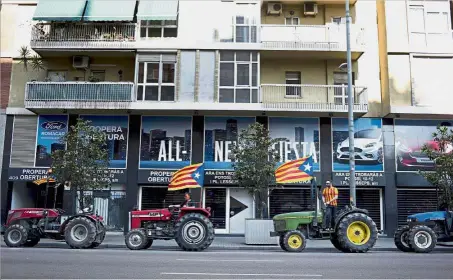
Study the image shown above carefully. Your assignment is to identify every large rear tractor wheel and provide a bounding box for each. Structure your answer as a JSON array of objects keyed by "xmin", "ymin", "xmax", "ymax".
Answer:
[
  {"xmin": 3, "ymin": 224, "xmax": 29, "ymax": 247},
  {"xmin": 64, "ymin": 217, "xmax": 97, "ymax": 249},
  {"xmin": 394, "ymin": 226, "xmax": 413, "ymax": 252},
  {"xmin": 282, "ymin": 230, "xmax": 307, "ymax": 252},
  {"xmin": 407, "ymin": 225, "xmax": 437, "ymax": 253},
  {"xmin": 89, "ymin": 223, "xmax": 106, "ymax": 248},
  {"xmin": 125, "ymin": 228, "xmax": 150, "ymax": 250},
  {"xmin": 175, "ymin": 213, "xmax": 215, "ymax": 252},
  {"xmin": 336, "ymin": 212, "xmax": 378, "ymax": 253},
  {"xmin": 330, "ymin": 232, "xmax": 344, "ymax": 251}
]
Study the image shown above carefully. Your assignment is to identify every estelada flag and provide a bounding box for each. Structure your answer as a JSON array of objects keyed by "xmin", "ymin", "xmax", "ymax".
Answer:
[
  {"xmin": 168, "ymin": 163, "xmax": 205, "ymax": 191},
  {"xmin": 275, "ymin": 156, "xmax": 314, "ymax": 184}
]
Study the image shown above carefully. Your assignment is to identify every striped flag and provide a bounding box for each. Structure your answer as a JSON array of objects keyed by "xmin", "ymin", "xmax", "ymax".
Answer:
[
  {"xmin": 275, "ymin": 156, "xmax": 314, "ymax": 184},
  {"xmin": 168, "ymin": 163, "xmax": 205, "ymax": 191}
]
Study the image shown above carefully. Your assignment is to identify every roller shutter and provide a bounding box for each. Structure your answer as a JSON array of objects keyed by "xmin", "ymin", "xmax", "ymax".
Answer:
[
  {"xmin": 337, "ymin": 189, "xmax": 382, "ymax": 231},
  {"xmin": 10, "ymin": 116, "xmax": 38, "ymax": 167},
  {"xmin": 141, "ymin": 187, "xmax": 186, "ymax": 210},
  {"xmin": 137, "ymin": 53, "xmax": 177, "ymax": 62},
  {"xmin": 397, "ymin": 189, "xmax": 438, "ymax": 227}
]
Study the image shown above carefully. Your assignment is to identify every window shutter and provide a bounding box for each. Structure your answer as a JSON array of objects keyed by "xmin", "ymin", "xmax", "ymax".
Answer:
[{"xmin": 10, "ymin": 116, "xmax": 38, "ymax": 167}]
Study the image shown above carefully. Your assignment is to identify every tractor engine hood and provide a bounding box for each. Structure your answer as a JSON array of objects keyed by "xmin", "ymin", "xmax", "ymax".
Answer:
[
  {"xmin": 273, "ymin": 211, "xmax": 316, "ymax": 220},
  {"xmin": 407, "ymin": 211, "xmax": 447, "ymax": 223}
]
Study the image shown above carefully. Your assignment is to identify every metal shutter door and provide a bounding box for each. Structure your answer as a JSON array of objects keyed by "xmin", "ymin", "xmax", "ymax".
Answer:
[
  {"xmin": 337, "ymin": 189, "xmax": 382, "ymax": 230},
  {"xmin": 10, "ymin": 116, "xmax": 38, "ymax": 167},
  {"xmin": 141, "ymin": 187, "xmax": 186, "ymax": 210},
  {"xmin": 397, "ymin": 189, "xmax": 438, "ymax": 227},
  {"xmin": 269, "ymin": 188, "xmax": 312, "ymax": 218}
]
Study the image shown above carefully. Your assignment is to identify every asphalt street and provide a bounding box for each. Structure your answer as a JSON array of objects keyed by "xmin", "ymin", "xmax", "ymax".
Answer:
[{"xmin": 1, "ymin": 247, "xmax": 453, "ymax": 279}]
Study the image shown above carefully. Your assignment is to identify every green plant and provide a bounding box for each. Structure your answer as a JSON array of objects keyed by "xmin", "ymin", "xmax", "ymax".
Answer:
[
  {"xmin": 231, "ymin": 122, "xmax": 284, "ymax": 219},
  {"xmin": 51, "ymin": 118, "xmax": 110, "ymax": 210},
  {"xmin": 419, "ymin": 125, "xmax": 453, "ymax": 210},
  {"xmin": 88, "ymin": 75, "xmax": 101, "ymax": 82},
  {"xmin": 18, "ymin": 46, "xmax": 45, "ymax": 71}
]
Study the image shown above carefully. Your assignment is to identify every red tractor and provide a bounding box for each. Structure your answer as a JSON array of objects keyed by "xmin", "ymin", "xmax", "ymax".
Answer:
[
  {"xmin": 2, "ymin": 207, "xmax": 106, "ymax": 249},
  {"xmin": 125, "ymin": 204, "xmax": 215, "ymax": 251}
]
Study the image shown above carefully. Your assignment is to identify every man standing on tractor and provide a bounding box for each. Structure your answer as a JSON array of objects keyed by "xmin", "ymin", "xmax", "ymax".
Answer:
[{"xmin": 322, "ymin": 181, "xmax": 338, "ymax": 230}]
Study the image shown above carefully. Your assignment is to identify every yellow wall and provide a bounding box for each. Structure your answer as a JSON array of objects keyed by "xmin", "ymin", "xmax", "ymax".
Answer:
[
  {"xmin": 9, "ymin": 57, "xmax": 135, "ymax": 108},
  {"xmin": 261, "ymin": 4, "xmax": 356, "ymax": 25}
]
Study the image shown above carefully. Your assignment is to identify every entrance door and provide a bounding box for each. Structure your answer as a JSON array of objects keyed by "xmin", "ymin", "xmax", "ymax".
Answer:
[
  {"xmin": 229, "ymin": 188, "xmax": 254, "ymax": 234},
  {"xmin": 203, "ymin": 188, "xmax": 228, "ymax": 234}
]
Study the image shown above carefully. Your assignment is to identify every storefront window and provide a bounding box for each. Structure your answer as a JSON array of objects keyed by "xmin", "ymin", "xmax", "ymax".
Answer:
[
  {"xmin": 141, "ymin": 187, "xmax": 186, "ymax": 209},
  {"xmin": 204, "ymin": 188, "xmax": 226, "ymax": 230}
]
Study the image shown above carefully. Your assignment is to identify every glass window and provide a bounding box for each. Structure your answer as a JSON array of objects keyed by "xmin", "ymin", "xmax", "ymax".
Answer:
[
  {"xmin": 236, "ymin": 64, "xmax": 250, "ymax": 86},
  {"xmin": 140, "ymin": 20, "xmax": 178, "ymax": 38},
  {"xmin": 136, "ymin": 55, "xmax": 176, "ymax": 101},
  {"xmin": 220, "ymin": 63, "xmax": 234, "ymax": 86}
]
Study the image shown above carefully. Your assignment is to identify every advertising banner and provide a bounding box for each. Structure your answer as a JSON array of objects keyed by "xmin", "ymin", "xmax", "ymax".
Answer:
[
  {"xmin": 35, "ymin": 115, "xmax": 68, "ymax": 167},
  {"xmin": 139, "ymin": 116, "xmax": 192, "ymax": 169},
  {"xmin": 80, "ymin": 115, "xmax": 129, "ymax": 169},
  {"xmin": 204, "ymin": 117, "xmax": 255, "ymax": 170},
  {"xmin": 332, "ymin": 118, "xmax": 383, "ymax": 172},
  {"xmin": 268, "ymin": 117, "xmax": 320, "ymax": 171},
  {"xmin": 395, "ymin": 119, "xmax": 453, "ymax": 172}
]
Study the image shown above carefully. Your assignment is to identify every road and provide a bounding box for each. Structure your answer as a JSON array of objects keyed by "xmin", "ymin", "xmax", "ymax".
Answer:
[{"xmin": 1, "ymin": 247, "xmax": 452, "ymax": 279}]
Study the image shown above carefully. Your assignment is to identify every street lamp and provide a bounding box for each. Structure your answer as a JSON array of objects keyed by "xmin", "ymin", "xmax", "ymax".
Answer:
[{"xmin": 345, "ymin": 0, "xmax": 356, "ymax": 207}]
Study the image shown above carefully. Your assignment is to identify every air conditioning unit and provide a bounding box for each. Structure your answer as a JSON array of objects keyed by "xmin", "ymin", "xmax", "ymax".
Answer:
[
  {"xmin": 304, "ymin": 3, "xmax": 318, "ymax": 16},
  {"xmin": 267, "ymin": 2, "xmax": 282, "ymax": 15},
  {"xmin": 72, "ymin": 56, "xmax": 90, "ymax": 68}
]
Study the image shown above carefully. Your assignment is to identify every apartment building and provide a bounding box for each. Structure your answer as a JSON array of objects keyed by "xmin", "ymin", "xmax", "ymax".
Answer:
[{"xmin": 0, "ymin": 0, "xmax": 450, "ymax": 236}]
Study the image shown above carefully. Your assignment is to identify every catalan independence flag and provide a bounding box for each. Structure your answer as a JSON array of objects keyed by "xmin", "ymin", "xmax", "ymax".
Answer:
[
  {"xmin": 168, "ymin": 163, "xmax": 205, "ymax": 191},
  {"xmin": 275, "ymin": 156, "xmax": 314, "ymax": 184}
]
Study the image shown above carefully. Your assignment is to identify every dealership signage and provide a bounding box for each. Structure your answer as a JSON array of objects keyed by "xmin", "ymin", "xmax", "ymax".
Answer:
[
  {"xmin": 35, "ymin": 115, "xmax": 68, "ymax": 167},
  {"xmin": 332, "ymin": 172, "xmax": 385, "ymax": 187},
  {"xmin": 138, "ymin": 169, "xmax": 175, "ymax": 184}
]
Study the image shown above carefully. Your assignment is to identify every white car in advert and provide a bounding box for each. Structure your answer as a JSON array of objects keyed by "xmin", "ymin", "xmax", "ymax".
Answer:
[{"xmin": 335, "ymin": 129, "xmax": 383, "ymax": 164}]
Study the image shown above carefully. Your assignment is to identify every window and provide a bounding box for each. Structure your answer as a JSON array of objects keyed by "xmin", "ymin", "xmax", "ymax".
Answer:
[
  {"xmin": 233, "ymin": 3, "xmax": 258, "ymax": 43},
  {"xmin": 285, "ymin": 17, "xmax": 299, "ymax": 25},
  {"xmin": 331, "ymin": 17, "xmax": 346, "ymax": 24},
  {"xmin": 219, "ymin": 51, "xmax": 259, "ymax": 103},
  {"xmin": 90, "ymin": 70, "xmax": 105, "ymax": 82},
  {"xmin": 140, "ymin": 20, "xmax": 177, "ymax": 38},
  {"xmin": 285, "ymin": 71, "xmax": 301, "ymax": 97},
  {"xmin": 137, "ymin": 55, "xmax": 176, "ymax": 101}
]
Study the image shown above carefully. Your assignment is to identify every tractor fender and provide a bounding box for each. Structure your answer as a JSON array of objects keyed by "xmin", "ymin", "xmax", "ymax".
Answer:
[
  {"xmin": 179, "ymin": 208, "xmax": 211, "ymax": 219},
  {"xmin": 59, "ymin": 214, "xmax": 103, "ymax": 234},
  {"xmin": 334, "ymin": 207, "xmax": 369, "ymax": 231}
]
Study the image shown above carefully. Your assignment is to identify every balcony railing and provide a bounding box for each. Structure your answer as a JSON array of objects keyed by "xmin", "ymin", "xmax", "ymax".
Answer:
[
  {"xmin": 260, "ymin": 84, "xmax": 368, "ymax": 112},
  {"xmin": 25, "ymin": 82, "xmax": 135, "ymax": 109},
  {"xmin": 30, "ymin": 23, "xmax": 136, "ymax": 49},
  {"xmin": 260, "ymin": 24, "xmax": 365, "ymax": 51}
]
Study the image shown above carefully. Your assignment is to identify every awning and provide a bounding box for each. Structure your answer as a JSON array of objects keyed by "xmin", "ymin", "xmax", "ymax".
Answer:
[
  {"xmin": 137, "ymin": 0, "xmax": 178, "ymax": 21},
  {"xmin": 83, "ymin": 0, "xmax": 137, "ymax": 21},
  {"xmin": 32, "ymin": 0, "xmax": 87, "ymax": 21}
]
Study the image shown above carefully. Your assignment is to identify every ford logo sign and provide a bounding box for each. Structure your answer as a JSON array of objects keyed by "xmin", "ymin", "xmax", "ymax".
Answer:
[{"xmin": 41, "ymin": 121, "xmax": 66, "ymax": 131}]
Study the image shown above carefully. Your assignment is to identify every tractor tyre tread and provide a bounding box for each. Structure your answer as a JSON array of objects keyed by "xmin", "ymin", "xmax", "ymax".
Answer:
[
  {"xmin": 89, "ymin": 223, "xmax": 106, "ymax": 248},
  {"xmin": 330, "ymin": 232, "xmax": 344, "ymax": 251},
  {"xmin": 336, "ymin": 212, "xmax": 378, "ymax": 253},
  {"xmin": 279, "ymin": 235, "xmax": 288, "ymax": 251},
  {"xmin": 125, "ymin": 228, "xmax": 149, "ymax": 250},
  {"xmin": 394, "ymin": 225, "xmax": 413, "ymax": 252},
  {"xmin": 174, "ymin": 212, "xmax": 215, "ymax": 252},
  {"xmin": 64, "ymin": 216, "xmax": 97, "ymax": 249},
  {"xmin": 24, "ymin": 235, "xmax": 41, "ymax": 247},
  {"xmin": 143, "ymin": 239, "xmax": 154, "ymax": 249},
  {"xmin": 408, "ymin": 225, "xmax": 437, "ymax": 253},
  {"xmin": 4, "ymin": 224, "xmax": 29, "ymax": 247},
  {"xmin": 282, "ymin": 230, "xmax": 307, "ymax": 252}
]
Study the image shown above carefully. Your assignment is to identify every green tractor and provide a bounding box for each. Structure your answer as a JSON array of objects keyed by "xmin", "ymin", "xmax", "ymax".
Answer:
[{"xmin": 270, "ymin": 179, "xmax": 378, "ymax": 253}]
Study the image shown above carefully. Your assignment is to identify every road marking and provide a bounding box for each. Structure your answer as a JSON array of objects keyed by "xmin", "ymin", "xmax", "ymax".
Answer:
[
  {"xmin": 176, "ymin": 258, "xmax": 283, "ymax": 262},
  {"xmin": 161, "ymin": 272, "xmax": 322, "ymax": 277}
]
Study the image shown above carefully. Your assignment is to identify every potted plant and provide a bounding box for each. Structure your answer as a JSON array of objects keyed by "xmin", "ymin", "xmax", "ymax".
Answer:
[{"xmin": 231, "ymin": 122, "xmax": 283, "ymax": 245}]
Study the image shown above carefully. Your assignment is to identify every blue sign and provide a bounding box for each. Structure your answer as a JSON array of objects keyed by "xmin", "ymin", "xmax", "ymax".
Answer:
[
  {"xmin": 80, "ymin": 115, "xmax": 129, "ymax": 169},
  {"xmin": 204, "ymin": 117, "xmax": 255, "ymax": 170},
  {"xmin": 332, "ymin": 118, "xmax": 383, "ymax": 172},
  {"xmin": 35, "ymin": 115, "xmax": 68, "ymax": 167},
  {"xmin": 140, "ymin": 116, "xmax": 192, "ymax": 169}
]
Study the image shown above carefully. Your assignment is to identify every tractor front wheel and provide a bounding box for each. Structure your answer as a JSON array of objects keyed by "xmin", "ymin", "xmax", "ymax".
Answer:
[
  {"xmin": 279, "ymin": 235, "xmax": 288, "ymax": 251},
  {"xmin": 336, "ymin": 212, "xmax": 378, "ymax": 253},
  {"xmin": 282, "ymin": 230, "xmax": 306, "ymax": 252},
  {"xmin": 125, "ymin": 229, "xmax": 150, "ymax": 250},
  {"xmin": 24, "ymin": 235, "xmax": 41, "ymax": 247},
  {"xmin": 394, "ymin": 226, "xmax": 413, "ymax": 252},
  {"xmin": 64, "ymin": 217, "xmax": 97, "ymax": 249},
  {"xmin": 407, "ymin": 225, "xmax": 437, "ymax": 253},
  {"xmin": 4, "ymin": 224, "xmax": 29, "ymax": 247},
  {"xmin": 175, "ymin": 213, "xmax": 215, "ymax": 252}
]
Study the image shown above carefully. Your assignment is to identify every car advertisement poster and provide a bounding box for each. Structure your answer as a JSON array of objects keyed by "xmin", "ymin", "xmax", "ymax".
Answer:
[
  {"xmin": 35, "ymin": 115, "xmax": 68, "ymax": 167},
  {"xmin": 268, "ymin": 117, "xmax": 320, "ymax": 171},
  {"xmin": 395, "ymin": 119, "xmax": 453, "ymax": 172},
  {"xmin": 332, "ymin": 118, "xmax": 383, "ymax": 172},
  {"xmin": 139, "ymin": 116, "xmax": 192, "ymax": 169},
  {"xmin": 80, "ymin": 115, "xmax": 129, "ymax": 169},
  {"xmin": 204, "ymin": 117, "xmax": 255, "ymax": 170}
]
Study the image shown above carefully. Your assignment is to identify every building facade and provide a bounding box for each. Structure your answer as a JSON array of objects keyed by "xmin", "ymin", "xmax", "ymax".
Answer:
[{"xmin": 0, "ymin": 0, "xmax": 452, "ymax": 236}]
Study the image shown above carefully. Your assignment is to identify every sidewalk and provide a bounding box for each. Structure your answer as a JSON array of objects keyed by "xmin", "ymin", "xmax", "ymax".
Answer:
[{"xmin": 3, "ymin": 232, "xmax": 451, "ymax": 251}]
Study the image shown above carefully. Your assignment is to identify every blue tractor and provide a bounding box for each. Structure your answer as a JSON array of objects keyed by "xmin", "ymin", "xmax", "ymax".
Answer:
[{"xmin": 394, "ymin": 210, "xmax": 453, "ymax": 253}]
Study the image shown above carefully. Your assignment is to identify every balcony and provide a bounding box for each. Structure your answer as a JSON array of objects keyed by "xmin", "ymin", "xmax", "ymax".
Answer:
[
  {"xmin": 25, "ymin": 82, "xmax": 135, "ymax": 110},
  {"xmin": 260, "ymin": 24, "xmax": 365, "ymax": 54},
  {"xmin": 30, "ymin": 23, "xmax": 136, "ymax": 50},
  {"xmin": 260, "ymin": 84, "xmax": 368, "ymax": 113}
]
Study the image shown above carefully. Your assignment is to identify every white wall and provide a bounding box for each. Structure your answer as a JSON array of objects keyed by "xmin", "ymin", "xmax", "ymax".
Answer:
[{"xmin": 11, "ymin": 182, "xmax": 35, "ymax": 209}]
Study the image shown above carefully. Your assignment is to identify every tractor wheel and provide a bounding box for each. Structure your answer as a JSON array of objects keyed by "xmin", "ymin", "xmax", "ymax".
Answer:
[
  {"xmin": 330, "ymin": 232, "xmax": 344, "ymax": 251},
  {"xmin": 24, "ymin": 235, "xmax": 41, "ymax": 247},
  {"xmin": 143, "ymin": 239, "xmax": 154, "ymax": 249},
  {"xmin": 282, "ymin": 230, "xmax": 307, "ymax": 252},
  {"xmin": 279, "ymin": 235, "xmax": 288, "ymax": 251},
  {"xmin": 394, "ymin": 226, "xmax": 413, "ymax": 252},
  {"xmin": 336, "ymin": 212, "xmax": 378, "ymax": 253},
  {"xmin": 64, "ymin": 217, "xmax": 97, "ymax": 249},
  {"xmin": 174, "ymin": 212, "xmax": 215, "ymax": 252},
  {"xmin": 125, "ymin": 228, "xmax": 149, "ymax": 250},
  {"xmin": 407, "ymin": 225, "xmax": 437, "ymax": 253},
  {"xmin": 4, "ymin": 224, "xmax": 29, "ymax": 247},
  {"xmin": 89, "ymin": 223, "xmax": 106, "ymax": 248}
]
